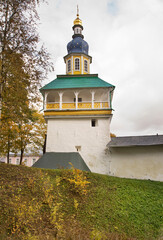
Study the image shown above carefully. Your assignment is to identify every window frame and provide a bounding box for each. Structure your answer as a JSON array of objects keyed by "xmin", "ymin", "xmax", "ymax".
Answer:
[
  {"xmin": 84, "ymin": 59, "xmax": 88, "ymax": 73},
  {"xmin": 67, "ymin": 59, "xmax": 71, "ymax": 72},
  {"xmin": 74, "ymin": 27, "xmax": 81, "ymax": 34},
  {"xmin": 91, "ymin": 119, "xmax": 97, "ymax": 127},
  {"xmin": 75, "ymin": 146, "xmax": 81, "ymax": 152},
  {"xmin": 74, "ymin": 58, "xmax": 80, "ymax": 71}
]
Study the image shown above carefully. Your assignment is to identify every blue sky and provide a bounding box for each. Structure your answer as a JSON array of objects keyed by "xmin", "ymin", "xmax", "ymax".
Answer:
[{"xmin": 38, "ymin": 0, "xmax": 163, "ymax": 136}]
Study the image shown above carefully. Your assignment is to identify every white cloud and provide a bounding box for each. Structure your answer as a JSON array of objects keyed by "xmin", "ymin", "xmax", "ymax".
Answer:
[{"xmin": 38, "ymin": 0, "xmax": 163, "ymax": 136}]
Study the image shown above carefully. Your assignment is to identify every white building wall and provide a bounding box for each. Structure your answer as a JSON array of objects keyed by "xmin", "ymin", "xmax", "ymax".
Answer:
[
  {"xmin": 1, "ymin": 155, "xmax": 40, "ymax": 167},
  {"xmin": 108, "ymin": 146, "xmax": 163, "ymax": 181},
  {"xmin": 46, "ymin": 117, "xmax": 111, "ymax": 174}
]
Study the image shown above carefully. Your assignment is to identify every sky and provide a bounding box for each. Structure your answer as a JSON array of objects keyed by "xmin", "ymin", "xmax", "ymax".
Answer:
[{"xmin": 37, "ymin": 0, "xmax": 163, "ymax": 136}]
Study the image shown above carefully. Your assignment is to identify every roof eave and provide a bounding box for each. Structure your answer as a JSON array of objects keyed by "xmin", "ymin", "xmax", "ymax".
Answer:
[
  {"xmin": 40, "ymin": 85, "xmax": 114, "ymax": 92},
  {"xmin": 64, "ymin": 52, "xmax": 92, "ymax": 63}
]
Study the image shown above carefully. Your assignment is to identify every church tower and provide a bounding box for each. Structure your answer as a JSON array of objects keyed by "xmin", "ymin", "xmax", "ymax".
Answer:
[
  {"xmin": 40, "ymin": 9, "xmax": 115, "ymax": 174},
  {"xmin": 64, "ymin": 7, "xmax": 92, "ymax": 75}
]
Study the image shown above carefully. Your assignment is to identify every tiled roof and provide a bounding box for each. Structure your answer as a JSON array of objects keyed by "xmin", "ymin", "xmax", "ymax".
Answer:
[
  {"xmin": 107, "ymin": 135, "xmax": 163, "ymax": 147},
  {"xmin": 40, "ymin": 74, "xmax": 115, "ymax": 91}
]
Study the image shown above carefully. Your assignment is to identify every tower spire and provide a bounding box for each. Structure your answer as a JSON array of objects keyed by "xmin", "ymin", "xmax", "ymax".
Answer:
[
  {"xmin": 73, "ymin": 6, "xmax": 82, "ymax": 26},
  {"xmin": 77, "ymin": 5, "xmax": 79, "ymax": 17}
]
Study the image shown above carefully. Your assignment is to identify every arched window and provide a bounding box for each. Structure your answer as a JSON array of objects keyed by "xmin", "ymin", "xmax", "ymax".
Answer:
[
  {"xmin": 75, "ymin": 58, "xmax": 80, "ymax": 71},
  {"xmin": 67, "ymin": 59, "xmax": 71, "ymax": 72},
  {"xmin": 84, "ymin": 60, "xmax": 88, "ymax": 72}
]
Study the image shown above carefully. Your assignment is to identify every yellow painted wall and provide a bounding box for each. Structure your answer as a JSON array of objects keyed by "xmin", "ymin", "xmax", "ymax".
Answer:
[
  {"xmin": 66, "ymin": 55, "xmax": 90, "ymax": 75},
  {"xmin": 44, "ymin": 109, "xmax": 112, "ymax": 116}
]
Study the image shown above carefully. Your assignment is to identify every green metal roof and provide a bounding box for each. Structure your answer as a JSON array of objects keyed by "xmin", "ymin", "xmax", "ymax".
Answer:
[
  {"xmin": 32, "ymin": 152, "xmax": 90, "ymax": 171},
  {"xmin": 40, "ymin": 74, "xmax": 115, "ymax": 91}
]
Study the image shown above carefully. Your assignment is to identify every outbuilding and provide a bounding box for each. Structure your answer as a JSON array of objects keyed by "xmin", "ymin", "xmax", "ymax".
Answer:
[{"xmin": 107, "ymin": 135, "xmax": 163, "ymax": 181}]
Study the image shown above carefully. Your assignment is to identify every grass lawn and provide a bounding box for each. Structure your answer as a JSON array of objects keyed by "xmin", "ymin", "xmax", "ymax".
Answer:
[{"xmin": 0, "ymin": 163, "xmax": 162, "ymax": 240}]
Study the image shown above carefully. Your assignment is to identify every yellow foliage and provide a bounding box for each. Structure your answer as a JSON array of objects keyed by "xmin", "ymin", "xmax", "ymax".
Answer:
[
  {"xmin": 74, "ymin": 198, "xmax": 79, "ymax": 210},
  {"xmin": 90, "ymin": 229, "xmax": 106, "ymax": 240},
  {"xmin": 64, "ymin": 163, "xmax": 90, "ymax": 196},
  {"xmin": 110, "ymin": 133, "xmax": 116, "ymax": 138}
]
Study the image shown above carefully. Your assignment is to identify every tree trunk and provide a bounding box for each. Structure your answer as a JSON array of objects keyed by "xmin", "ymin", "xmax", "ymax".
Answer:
[
  {"xmin": 0, "ymin": 89, "xmax": 2, "ymax": 120},
  {"xmin": 7, "ymin": 135, "xmax": 10, "ymax": 164},
  {"xmin": 7, "ymin": 149, "xmax": 10, "ymax": 164},
  {"xmin": 20, "ymin": 148, "xmax": 24, "ymax": 165},
  {"xmin": 43, "ymin": 134, "xmax": 47, "ymax": 154}
]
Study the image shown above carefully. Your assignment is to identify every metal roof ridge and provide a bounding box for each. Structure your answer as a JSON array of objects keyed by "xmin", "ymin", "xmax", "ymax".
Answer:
[
  {"xmin": 111, "ymin": 134, "xmax": 163, "ymax": 138},
  {"xmin": 57, "ymin": 74, "xmax": 98, "ymax": 78}
]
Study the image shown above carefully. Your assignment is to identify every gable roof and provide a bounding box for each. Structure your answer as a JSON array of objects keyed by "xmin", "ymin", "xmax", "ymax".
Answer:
[
  {"xmin": 107, "ymin": 135, "xmax": 163, "ymax": 147},
  {"xmin": 40, "ymin": 74, "xmax": 115, "ymax": 92},
  {"xmin": 32, "ymin": 152, "xmax": 90, "ymax": 171}
]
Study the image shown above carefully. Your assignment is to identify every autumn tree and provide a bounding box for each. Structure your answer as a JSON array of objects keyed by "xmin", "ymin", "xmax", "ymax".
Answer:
[
  {"xmin": 0, "ymin": 120, "xmax": 17, "ymax": 163},
  {"xmin": 110, "ymin": 133, "xmax": 116, "ymax": 138},
  {"xmin": 14, "ymin": 111, "xmax": 47, "ymax": 165},
  {"xmin": 0, "ymin": 0, "xmax": 53, "ymax": 121},
  {"xmin": 0, "ymin": 0, "xmax": 53, "ymax": 159}
]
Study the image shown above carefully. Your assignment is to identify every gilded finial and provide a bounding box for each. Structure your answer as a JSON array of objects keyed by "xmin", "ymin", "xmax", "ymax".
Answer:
[{"xmin": 73, "ymin": 5, "xmax": 82, "ymax": 26}]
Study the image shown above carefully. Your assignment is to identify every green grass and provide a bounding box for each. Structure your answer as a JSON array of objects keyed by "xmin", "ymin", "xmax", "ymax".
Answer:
[{"xmin": 0, "ymin": 163, "xmax": 162, "ymax": 240}]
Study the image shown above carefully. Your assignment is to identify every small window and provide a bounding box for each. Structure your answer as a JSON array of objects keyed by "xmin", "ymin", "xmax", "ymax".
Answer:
[
  {"xmin": 84, "ymin": 60, "xmax": 88, "ymax": 72},
  {"xmin": 75, "ymin": 146, "xmax": 81, "ymax": 152},
  {"xmin": 33, "ymin": 159, "xmax": 36, "ymax": 165},
  {"xmin": 74, "ymin": 98, "xmax": 82, "ymax": 102},
  {"xmin": 75, "ymin": 58, "xmax": 80, "ymax": 71},
  {"xmin": 9, "ymin": 158, "xmax": 12, "ymax": 164},
  {"xmin": 16, "ymin": 159, "xmax": 19, "ymax": 165},
  {"xmin": 67, "ymin": 59, "xmax": 71, "ymax": 72},
  {"xmin": 24, "ymin": 159, "xmax": 27, "ymax": 165},
  {"xmin": 91, "ymin": 119, "xmax": 97, "ymax": 127},
  {"xmin": 75, "ymin": 27, "xmax": 81, "ymax": 34}
]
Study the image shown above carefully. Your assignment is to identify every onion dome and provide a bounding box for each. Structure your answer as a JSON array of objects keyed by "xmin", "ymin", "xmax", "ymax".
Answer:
[
  {"xmin": 67, "ymin": 37, "xmax": 89, "ymax": 55},
  {"xmin": 67, "ymin": 6, "xmax": 89, "ymax": 55}
]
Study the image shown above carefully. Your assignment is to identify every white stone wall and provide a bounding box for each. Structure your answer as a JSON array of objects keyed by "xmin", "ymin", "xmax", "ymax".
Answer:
[
  {"xmin": 46, "ymin": 117, "xmax": 111, "ymax": 174},
  {"xmin": 108, "ymin": 146, "xmax": 163, "ymax": 181}
]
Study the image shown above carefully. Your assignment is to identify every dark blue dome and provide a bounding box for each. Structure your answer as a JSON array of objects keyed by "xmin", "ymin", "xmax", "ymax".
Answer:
[{"xmin": 67, "ymin": 37, "xmax": 89, "ymax": 55}]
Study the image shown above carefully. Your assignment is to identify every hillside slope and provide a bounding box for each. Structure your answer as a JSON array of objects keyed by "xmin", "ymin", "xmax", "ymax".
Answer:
[{"xmin": 0, "ymin": 163, "xmax": 162, "ymax": 240}]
